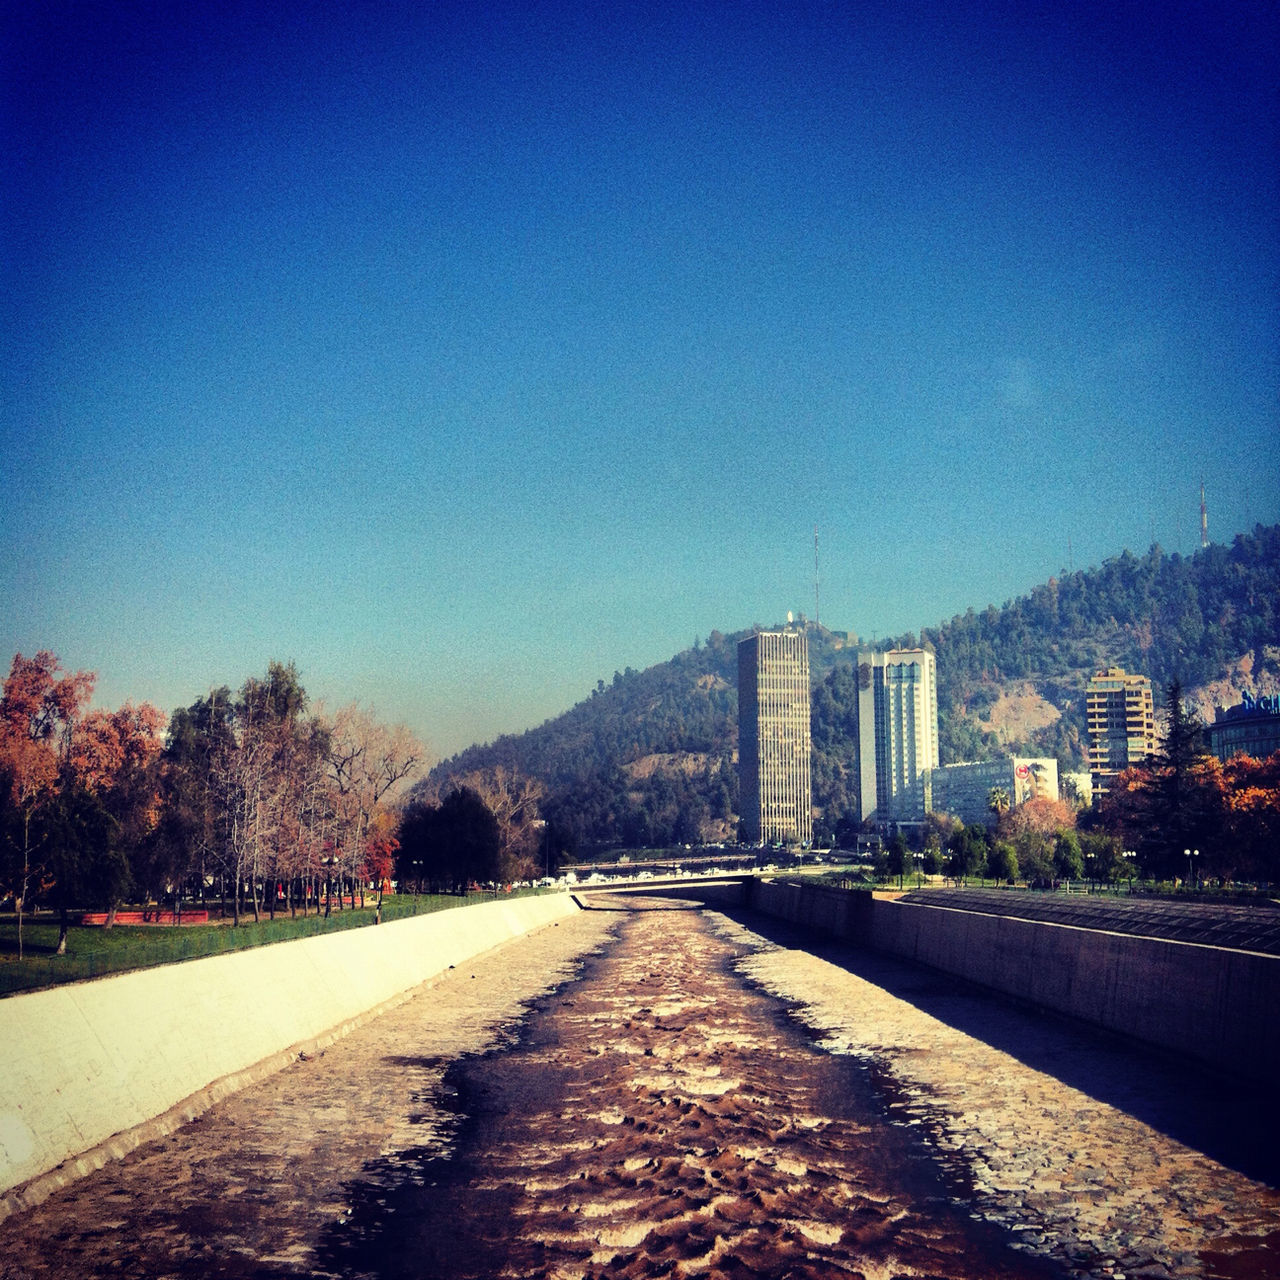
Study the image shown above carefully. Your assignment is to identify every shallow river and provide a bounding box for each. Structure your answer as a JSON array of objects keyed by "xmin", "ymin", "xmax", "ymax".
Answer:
[{"xmin": 2, "ymin": 895, "xmax": 1278, "ymax": 1279}]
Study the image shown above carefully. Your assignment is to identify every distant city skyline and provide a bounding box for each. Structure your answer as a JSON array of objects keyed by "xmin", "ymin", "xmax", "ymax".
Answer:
[{"xmin": 4, "ymin": 1, "xmax": 1276, "ymax": 758}]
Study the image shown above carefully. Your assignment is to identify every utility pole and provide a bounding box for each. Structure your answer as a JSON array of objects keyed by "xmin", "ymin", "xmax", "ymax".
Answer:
[{"xmin": 813, "ymin": 525, "xmax": 820, "ymax": 627}]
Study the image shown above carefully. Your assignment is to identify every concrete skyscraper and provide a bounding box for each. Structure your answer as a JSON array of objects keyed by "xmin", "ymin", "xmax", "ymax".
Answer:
[
  {"xmin": 737, "ymin": 630, "xmax": 812, "ymax": 846},
  {"xmin": 855, "ymin": 648, "xmax": 939, "ymax": 826}
]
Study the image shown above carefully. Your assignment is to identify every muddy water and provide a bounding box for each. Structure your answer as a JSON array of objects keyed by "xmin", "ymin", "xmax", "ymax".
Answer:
[{"xmin": 317, "ymin": 898, "xmax": 1057, "ymax": 1279}]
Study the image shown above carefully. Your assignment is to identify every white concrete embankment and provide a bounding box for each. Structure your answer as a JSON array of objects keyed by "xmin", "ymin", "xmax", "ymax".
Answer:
[
  {"xmin": 0, "ymin": 893, "xmax": 580, "ymax": 1208},
  {"xmin": 748, "ymin": 880, "xmax": 1280, "ymax": 1084}
]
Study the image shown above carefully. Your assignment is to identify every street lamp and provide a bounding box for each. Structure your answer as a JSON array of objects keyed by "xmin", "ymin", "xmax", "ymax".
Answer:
[
  {"xmin": 1122, "ymin": 850, "xmax": 1136, "ymax": 892},
  {"xmin": 915, "ymin": 852, "xmax": 924, "ymax": 889},
  {"xmin": 1184, "ymin": 848, "xmax": 1199, "ymax": 892}
]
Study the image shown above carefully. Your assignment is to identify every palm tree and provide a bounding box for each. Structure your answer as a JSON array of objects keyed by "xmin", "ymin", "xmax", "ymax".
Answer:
[{"xmin": 988, "ymin": 787, "xmax": 1011, "ymax": 821}]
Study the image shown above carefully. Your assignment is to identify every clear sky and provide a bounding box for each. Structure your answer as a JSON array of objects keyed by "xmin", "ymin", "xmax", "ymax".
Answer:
[{"xmin": 3, "ymin": 0, "xmax": 1277, "ymax": 760}]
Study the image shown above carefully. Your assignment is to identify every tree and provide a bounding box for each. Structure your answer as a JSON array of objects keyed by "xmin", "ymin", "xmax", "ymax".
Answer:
[
  {"xmin": 986, "ymin": 840, "xmax": 1019, "ymax": 884},
  {"xmin": 69, "ymin": 702, "xmax": 166, "ymax": 916},
  {"xmin": 325, "ymin": 705, "xmax": 426, "ymax": 918},
  {"xmin": 946, "ymin": 824, "xmax": 988, "ymax": 884},
  {"xmin": 0, "ymin": 652, "xmax": 95, "ymax": 956},
  {"xmin": 885, "ymin": 831, "xmax": 911, "ymax": 887},
  {"xmin": 363, "ymin": 806, "xmax": 400, "ymax": 917},
  {"xmin": 1079, "ymin": 830, "xmax": 1129, "ymax": 885},
  {"xmin": 0, "ymin": 652, "xmax": 95, "ymax": 754},
  {"xmin": 445, "ymin": 766, "xmax": 543, "ymax": 882},
  {"xmin": 1148, "ymin": 678, "xmax": 1217, "ymax": 879},
  {"xmin": 1204, "ymin": 753, "xmax": 1280, "ymax": 883},
  {"xmin": 156, "ymin": 689, "xmax": 235, "ymax": 912},
  {"xmin": 38, "ymin": 781, "xmax": 130, "ymax": 953},
  {"xmin": 197, "ymin": 663, "xmax": 316, "ymax": 925},
  {"xmin": 987, "ymin": 787, "xmax": 1011, "ymax": 822},
  {"xmin": 1102, "ymin": 680, "xmax": 1219, "ymax": 881},
  {"xmin": 396, "ymin": 786, "xmax": 502, "ymax": 895},
  {"xmin": 274, "ymin": 718, "xmax": 332, "ymax": 918},
  {"xmin": 436, "ymin": 787, "xmax": 501, "ymax": 893},
  {"xmin": 1053, "ymin": 829, "xmax": 1084, "ymax": 881},
  {"xmin": 998, "ymin": 799, "xmax": 1067, "ymax": 885}
]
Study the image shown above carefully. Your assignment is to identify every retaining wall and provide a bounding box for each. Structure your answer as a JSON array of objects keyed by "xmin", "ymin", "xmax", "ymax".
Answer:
[
  {"xmin": 0, "ymin": 893, "xmax": 579, "ymax": 1211},
  {"xmin": 747, "ymin": 880, "xmax": 1280, "ymax": 1084}
]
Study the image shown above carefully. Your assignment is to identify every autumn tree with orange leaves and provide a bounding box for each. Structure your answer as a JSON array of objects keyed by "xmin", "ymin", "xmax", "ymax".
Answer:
[
  {"xmin": 1216, "ymin": 753, "xmax": 1280, "ymax": 881},
  {"xmin": 0, "ymin": 652, "xmax": 94, "ymax": 955},
  {"xmin": 1101, "ymin": 680, "xmax": 1280, "ymax": 884},
  {"xmin": 0, "ymin": 652, "xmax": 167, "ymax": 951}
]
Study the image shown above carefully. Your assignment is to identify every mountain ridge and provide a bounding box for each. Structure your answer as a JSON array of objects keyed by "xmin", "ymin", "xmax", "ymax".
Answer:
[{"xmin": 425, "ymin": 524, "xmax": 1280, "ymax": 848}]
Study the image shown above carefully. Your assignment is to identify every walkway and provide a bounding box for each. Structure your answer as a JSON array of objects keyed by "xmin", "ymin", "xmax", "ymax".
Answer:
[{"xmin": 895, "ymin": 887, "xmax": 1280, "ymax": 954}]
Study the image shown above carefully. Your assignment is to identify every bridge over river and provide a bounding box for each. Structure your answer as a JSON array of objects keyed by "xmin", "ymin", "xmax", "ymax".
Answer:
[{"xmin": 2, "ymin": 892, "xmax": 1278, "ymax": 1279}]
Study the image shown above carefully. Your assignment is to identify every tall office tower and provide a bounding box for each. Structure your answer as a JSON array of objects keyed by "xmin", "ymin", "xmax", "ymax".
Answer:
[
  {"xmin": 738, "ymin": 630, "xmax": 813, "ymax": 846},
  {"xmin": 1086, "ymin": 667, "xmax": 1157, "ymax": 803},
  {"xmin": 855, "ymin": 648, "xmax": 939, "ymax": 825}
]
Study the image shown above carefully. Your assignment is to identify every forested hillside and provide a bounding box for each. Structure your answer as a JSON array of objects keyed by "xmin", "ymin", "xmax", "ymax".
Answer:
[{"xmin": 425, "ymin": 525, "xmax": 1280, "ymax": 849}]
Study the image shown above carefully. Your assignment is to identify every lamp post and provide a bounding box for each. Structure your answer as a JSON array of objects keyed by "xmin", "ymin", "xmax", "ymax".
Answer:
[
  {"xmin": 915, "ymin": 851, "xmax": 924, "ymax": 889},
  {"xmin": 1123, "ymin": 850, "xmax": 1136, "ymax": 892},
  {"xmin": 1184, "ymin": 847, "xmax": 1199, "ymax": 892}
]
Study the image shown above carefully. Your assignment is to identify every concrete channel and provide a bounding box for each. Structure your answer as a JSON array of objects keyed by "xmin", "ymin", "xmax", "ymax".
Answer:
[{"xmin": 1, "ymin": 887, "xmax": 1278, "ymax": 1278}]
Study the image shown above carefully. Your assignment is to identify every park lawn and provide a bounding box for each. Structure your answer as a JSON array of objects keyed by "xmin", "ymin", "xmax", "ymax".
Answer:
[{"xmin": 0, "ymin": 890, "xmax": 516, "ymax": 998}]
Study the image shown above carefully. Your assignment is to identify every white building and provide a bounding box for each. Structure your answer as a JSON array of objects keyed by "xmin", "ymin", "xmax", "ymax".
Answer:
[
  {"xmin": 930, "ymin": 756, "xmax": 1060, "ymax": 826},
  {"xmin": 855, "ymin": 648, "xmax": 938, "ymax": 826}
]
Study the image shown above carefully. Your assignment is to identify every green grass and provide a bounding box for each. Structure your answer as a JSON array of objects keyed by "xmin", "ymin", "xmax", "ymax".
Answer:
[{"xmin": 0, "ymin": 889, "xmax": 541, "ymax": 998}]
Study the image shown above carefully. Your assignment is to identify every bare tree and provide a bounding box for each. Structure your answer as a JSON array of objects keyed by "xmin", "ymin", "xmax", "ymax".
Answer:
[
  {"xmin": 452, "ymin": 766, "xmax": 546, "ymax": 882},
  {"xmin": 325, "ymin": 705, "xmax": 428, "ymax": 920}
]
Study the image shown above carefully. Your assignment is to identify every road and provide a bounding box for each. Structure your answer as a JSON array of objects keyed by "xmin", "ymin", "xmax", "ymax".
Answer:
[{"xmin": 2, "ymin": 895, "xmax": 1278, "ymax": 1279}]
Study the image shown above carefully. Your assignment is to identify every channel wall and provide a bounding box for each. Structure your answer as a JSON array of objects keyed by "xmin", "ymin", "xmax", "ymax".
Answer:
[
  {"xmin": 0, "ymin": 893, "xmax": 580, "ymax": 1214},
  {"xmin": 743, "ymin": 879, "xmax": 1280, "ymax": 1084}
]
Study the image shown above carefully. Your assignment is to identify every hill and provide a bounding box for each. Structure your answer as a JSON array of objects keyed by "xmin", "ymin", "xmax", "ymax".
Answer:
[{"xmin": 424, "ymin": 524, "xmax": 1280, "ymax": 849}]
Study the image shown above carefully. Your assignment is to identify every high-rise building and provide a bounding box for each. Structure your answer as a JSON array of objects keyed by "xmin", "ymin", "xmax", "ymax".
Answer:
[
  {"xmin": 1086, "ymin": 667, "xmax": 1156, "ymax": 803},
  {"xmin": 855, "ymin": 648, "xmax": 939, "ymax": 826},
  {"xmin": 737, "ymin": 630, "xmax": 812, "ymax": 846}
]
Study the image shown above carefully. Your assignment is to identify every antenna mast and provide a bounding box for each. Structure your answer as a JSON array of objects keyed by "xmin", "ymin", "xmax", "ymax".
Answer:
[
  {"xmin": 813, "ymin": 525, "xmax": 820, "ymax": 627},
  {"xmin": 1200, "ymin": 480, "xmax": 1209, "ymax": 548}
]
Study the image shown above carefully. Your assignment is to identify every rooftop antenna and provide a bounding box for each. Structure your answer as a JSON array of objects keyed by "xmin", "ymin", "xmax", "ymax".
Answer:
[
  {"xmin": 1200, "ymin": 479, "xmax": 1209, "ymax": 548},
  {"xmin": 813, "ymin": 525, "xmax": 820, "ymax": 627}
]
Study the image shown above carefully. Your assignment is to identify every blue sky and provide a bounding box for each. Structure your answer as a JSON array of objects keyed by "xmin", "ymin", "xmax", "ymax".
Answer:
[{"xmin": 3, "ymin": 0, "xmax": 1277, "ymax": 759}]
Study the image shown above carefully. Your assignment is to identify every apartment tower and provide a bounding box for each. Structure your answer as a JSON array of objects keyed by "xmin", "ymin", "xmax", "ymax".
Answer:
[
  {"xmin": 855, "ymin": 648, "xmax": 939, "ymax": 825},
  {"xmin": 737, "ymin": 630, "xmax": 812, "ymax": 846},
  {"xmin": 1086, "ymin": 667, "xmax": 1156, "ymax": 803}
]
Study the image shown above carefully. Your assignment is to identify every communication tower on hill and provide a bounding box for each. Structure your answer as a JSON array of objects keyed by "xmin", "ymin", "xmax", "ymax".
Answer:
[
  {"xmin": 1200, "ymin": 481, "xmax": 1209, "ymax": 548},
  {"xmin": 813, "ymin": 525, "xmax": 820, "ymax": 627}
]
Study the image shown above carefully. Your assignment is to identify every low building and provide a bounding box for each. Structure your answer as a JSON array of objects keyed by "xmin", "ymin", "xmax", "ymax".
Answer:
[
  {"xmin": 930, "ymin": 756, "xmax": 1060, "ymax": 827},
  {"xmin": 1208, "ymin": 693, "xmax": 1280, "ymax": 762}
]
